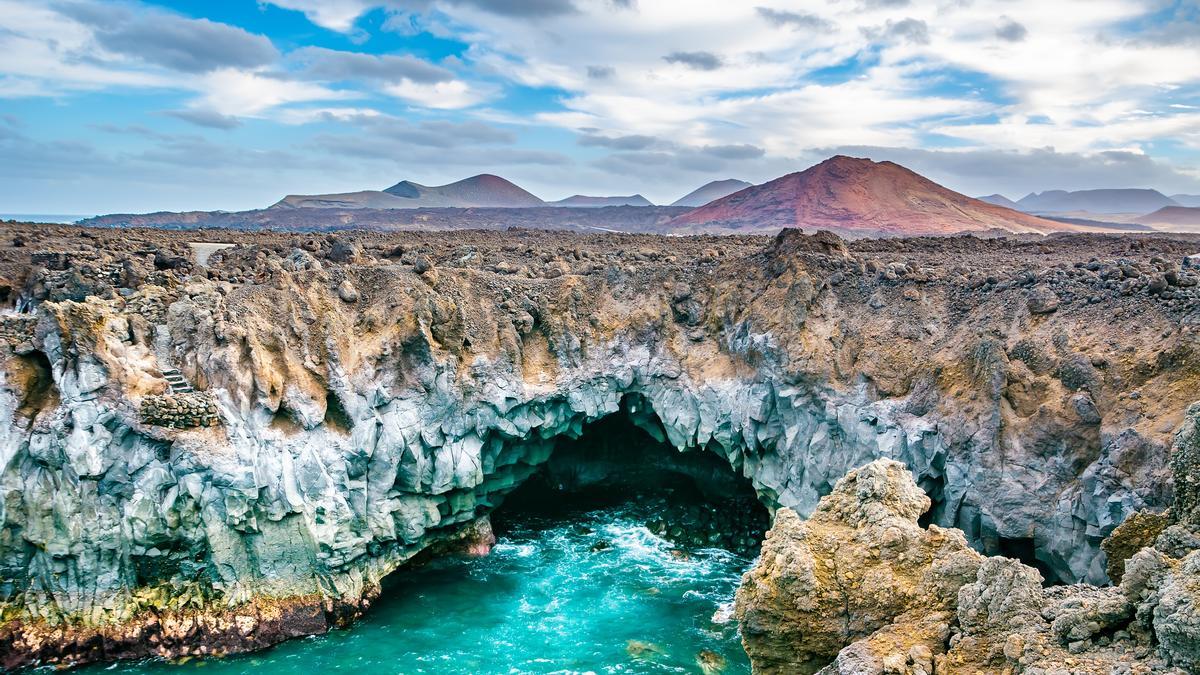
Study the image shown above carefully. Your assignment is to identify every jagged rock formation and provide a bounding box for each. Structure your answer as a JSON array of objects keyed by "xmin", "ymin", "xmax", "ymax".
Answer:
[
  {"xmin": 735, "ymin": 450, "xmax": 1200, "ymax": 674},
  {"xmin": 0, "ymin": 223, "xmax": 1198, "ymax": 669}
]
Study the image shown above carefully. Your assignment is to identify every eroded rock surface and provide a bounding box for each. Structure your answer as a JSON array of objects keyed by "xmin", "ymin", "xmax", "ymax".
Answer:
[
  {"xmin": 0, "ymin": 223, "xmax": 1197, "ymax": 668},
  {"xmin": 736, "ymin": 438, "xmax": 1200, "ymax": 674}
]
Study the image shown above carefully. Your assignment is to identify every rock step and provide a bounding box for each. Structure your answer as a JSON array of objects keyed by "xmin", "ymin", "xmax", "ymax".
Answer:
[{"xmin": 160, "ymin": 368, "xmax": 195, "ymax": 393}]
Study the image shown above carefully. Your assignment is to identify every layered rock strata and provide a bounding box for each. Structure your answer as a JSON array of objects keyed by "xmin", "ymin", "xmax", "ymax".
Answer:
[{"xmin": 0, "ymin": 223, "xmax": 1197, "ymax": 668}]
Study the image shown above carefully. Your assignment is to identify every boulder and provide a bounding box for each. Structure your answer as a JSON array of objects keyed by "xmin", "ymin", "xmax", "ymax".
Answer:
[
  {"xmin": 337, "ymin": 279, "xmax": 359, "ymax": 303},
  {"xmin": 737, "ymin": 452, "xmax": 1200, "ymax": 674},
  {"xmin": 735, "ymin": 460, "xmax": 983, "ymax": 674},
  {"xmin": 1027, "ymin": 286, "xmax": 1060, "ymax": 314}
]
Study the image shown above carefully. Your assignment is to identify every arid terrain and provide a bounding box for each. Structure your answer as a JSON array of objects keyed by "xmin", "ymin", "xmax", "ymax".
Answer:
[{"xmin": 0, "ymin": 220, "xmax": 1199, "ymax": 671}]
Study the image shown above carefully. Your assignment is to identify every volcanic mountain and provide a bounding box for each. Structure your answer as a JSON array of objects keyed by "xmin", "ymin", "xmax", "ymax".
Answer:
[
  {"xmin": 548, "ymin": 194, "xmax": 653, "ymax": 207},
  {"xmin": 669, "ymin": 156, "xmax": 1075, "ymax": 236},
  {"xmin": 671, "ymin": 179, "xmax": 753, "ymax": 207},
  {"xmin": 1134, "ymin": 206, "xmax": 1200, "ymax": 228},
  {"xmin": 1169, "ymin": 194, "xmax": 1200, "ymax": 208},
  {"xmin": 272, "ymin": 174, "xmax": 543, "ymax": 209},
  {"xmin": 976, "ymin": 193, "xmax": 1021, "ymax": 210}
]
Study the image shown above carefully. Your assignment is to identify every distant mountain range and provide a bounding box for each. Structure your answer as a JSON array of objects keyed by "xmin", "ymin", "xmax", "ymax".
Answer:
[
  {"xmin": 976, "ymin": 194, "xmax": 1021, "ymax": 210},
  {"xmin": 274, "ymin": 174, "xmax": 543, "ymax": 209},
  {"xmin": 670, "ymin": 179, "xmax": 753, "ymax": 207},
  {"xmin": 979, "ymin": 188, "xmax": 1200, "ymax": 217},
  {"xmin": 274, "ymin": 175, "xmax": 755, "ymax": 211},
  {"xmin": 1015, "ymin": 189, "xmax": 1178, "ymax": 215},
  {"xmin": 78, "ymin": 156, "xmax": 1194, "ymax": 236},
  {"xmin": 669, "ymin": 156, "xmax": 1076, "ymax": 236},
  {"xmin": 548, "ymin": 194, "xmax": 653, "ymax": 207},
  {"xmin": 270, "ymin": 172, "xmax": 1200, "ymax": 227}
]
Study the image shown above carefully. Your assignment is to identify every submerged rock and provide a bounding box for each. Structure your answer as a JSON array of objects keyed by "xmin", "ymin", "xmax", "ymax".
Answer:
[{"xmin": 697, "ymin": 648, "xmax": 727, "ymax": 674}]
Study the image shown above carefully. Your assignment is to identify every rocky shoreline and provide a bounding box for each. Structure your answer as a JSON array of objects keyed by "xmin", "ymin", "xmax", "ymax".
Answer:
[
  {"xmin": 735, "ymin": 405, "xmax": 1200, "ymax": 673},
  {"xmin": 0, "ymin": 222, "xmax": 1197, "ymax": 670}
]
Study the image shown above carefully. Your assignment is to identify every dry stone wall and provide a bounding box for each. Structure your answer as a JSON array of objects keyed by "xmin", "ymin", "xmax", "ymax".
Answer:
[
  {"xmin": 139, "ymin": 392, "xmax": 220, "ymax": 429},
  {"xmin": 0, "ymin": 316, "xmax": 35, "ymax": 348}
]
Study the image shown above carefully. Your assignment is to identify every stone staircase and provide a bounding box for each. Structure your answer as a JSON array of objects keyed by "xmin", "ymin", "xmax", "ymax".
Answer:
[{"xmin": 161, "ymin": 368, "xmax": 194, "ymax": 394}]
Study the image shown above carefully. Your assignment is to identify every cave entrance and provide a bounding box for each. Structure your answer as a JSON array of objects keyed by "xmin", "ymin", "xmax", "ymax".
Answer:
[
  {"xmin": 996, "ymin": 536, "xmax": 1060, "ymax": 586},
  {"xmin": 360, "ymin": 396, "xmax": 766, "ymax": 673},
  {"xmin": 491, "ymin": 396, "xmax": 770, "ymax": 557}
]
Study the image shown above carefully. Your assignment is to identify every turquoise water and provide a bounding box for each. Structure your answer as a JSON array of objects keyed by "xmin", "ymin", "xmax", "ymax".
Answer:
[{"xmin": 88, "ymin": 504, "xmax": 753, "ymax": 674}]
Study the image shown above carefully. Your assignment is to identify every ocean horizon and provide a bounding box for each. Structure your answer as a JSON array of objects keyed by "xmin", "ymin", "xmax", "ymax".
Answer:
[{"xmin": 1, "ymin": 214, "xmax": 91, "ymax": 224}]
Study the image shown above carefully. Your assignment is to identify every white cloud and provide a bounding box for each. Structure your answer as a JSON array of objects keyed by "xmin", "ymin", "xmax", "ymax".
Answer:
[
  {"xmin": 436, "ymin": 0, "xmax": 1200, "ymax": 162},
  {"xmin": 275, "ymin": 107, "xmax": 385, "ymax": 124},
  {"xmin": 3, "ymin": 0, "xmax": 1200, "ymax": 209},
  {"xmin": 194, "ymin": 70, "xmax": 353, "ymax": 116},
  {"xmin": 262, "ymin": 0, "xmax": 419, "ymax": 32},
  {"xmin": 0, "ymin": 1, "xmax": 174, "ymax": 94},
  {"xmin": 0, "ymin": 2, "xmax": 364, "ymax": 120},
  {"xmin": 384, "ymin": 79, "xmax": 490, "ymax": 108}
]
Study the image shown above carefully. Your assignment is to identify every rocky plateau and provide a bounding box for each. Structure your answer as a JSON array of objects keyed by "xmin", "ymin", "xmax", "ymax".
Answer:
[{"xmin": 0, "ymin": 222, "xmax": 1197, "ymax": 671}]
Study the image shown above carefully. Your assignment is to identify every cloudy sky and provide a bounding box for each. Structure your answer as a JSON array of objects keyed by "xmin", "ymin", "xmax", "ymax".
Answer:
[{"xmin": 2, "ymin": 0, "xmax": 1199, "ymax": 214}]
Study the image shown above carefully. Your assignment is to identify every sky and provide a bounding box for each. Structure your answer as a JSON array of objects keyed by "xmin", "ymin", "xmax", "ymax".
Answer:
[{"xmin": 1, "ymin": 0, "xmax": 1199, "ymax": 214}]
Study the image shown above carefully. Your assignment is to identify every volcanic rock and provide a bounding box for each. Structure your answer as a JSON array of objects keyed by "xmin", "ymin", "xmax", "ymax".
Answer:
[
  {"xmin": 736, "ymin": 408, "xmax": 1200, "ymax": 674},
  {"xmin": 0, "ymin": 222, "xmax": 1198, "ymax": 670}
]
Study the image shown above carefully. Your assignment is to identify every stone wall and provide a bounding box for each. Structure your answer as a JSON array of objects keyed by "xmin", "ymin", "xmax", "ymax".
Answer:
[
  {"xmin": 140, "ymin": 391, "xmax": 219, "ymax": 428},
  {"xmin": 0, "ymin": 315, "xmax": 36, "ymax": 348}
]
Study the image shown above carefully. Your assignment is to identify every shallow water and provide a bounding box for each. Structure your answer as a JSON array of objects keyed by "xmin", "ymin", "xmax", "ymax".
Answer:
[{"xmin": 87, "ymin": 504, "xmax": 753, "ymax": 674}]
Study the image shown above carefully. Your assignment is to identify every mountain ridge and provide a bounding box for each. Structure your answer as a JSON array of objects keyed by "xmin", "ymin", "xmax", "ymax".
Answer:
[
  {"xmin": 1134, "ymin": 205, "xmax": 1200, "ymax": 227},
  {"xmin": 274, "ymin": 174, "xmax": 544, "ymax": 210},
  {"xmin": 548, "ymin": 194, "xmax": 653, "ymax": 207},
  {"xmin": 1017, "ymin": 188, "xmax": 1178, "ymax": 215}
]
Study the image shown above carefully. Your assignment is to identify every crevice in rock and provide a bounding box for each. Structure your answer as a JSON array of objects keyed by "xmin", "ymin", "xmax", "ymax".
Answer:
[
  {"xmin": 323, "ymin": 391, "xmax": 352, "ymax": 434},
  {"xmin": 10, "ymin": 349, "xmax": 56, "ymax": 420},
  {"xmin": 996, "ymin": 536, "xmax": 1060, "ymax": 587},
  {"xmin": 269, "ymin": 405, "xmax": 303, "ymax": 434},
  {"xmin": 917, "ymin": 472, "xmax": 946, "ymax": 529}
]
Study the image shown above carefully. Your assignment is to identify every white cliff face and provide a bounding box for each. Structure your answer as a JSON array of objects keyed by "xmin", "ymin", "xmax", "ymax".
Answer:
[
  {"xmin": 0, "ymin": 305, "xmax": 1166, "ymax": 618},
  {"xmin": 0, "ymin": 228, "xmax": 1194, "ymax": 668}
]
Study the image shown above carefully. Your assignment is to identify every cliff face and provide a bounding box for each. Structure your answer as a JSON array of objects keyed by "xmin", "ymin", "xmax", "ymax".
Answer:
[
  {"xmin": 0, "ymin": 224, "xmax": 1198, "ymax": 668},
  {"xmin": 735, "ymin": 428, "xmax": 1200, "ymax": 674}
]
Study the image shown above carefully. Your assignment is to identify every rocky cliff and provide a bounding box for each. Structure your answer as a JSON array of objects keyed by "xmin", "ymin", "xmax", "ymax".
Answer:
[
  {"xmin": 735, "ymin": 447, "xmax": 1200, "ymax": 673},
  {"xmin": 0, "ymin": 223, "xmax": 1198, "ymax": 668}
]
